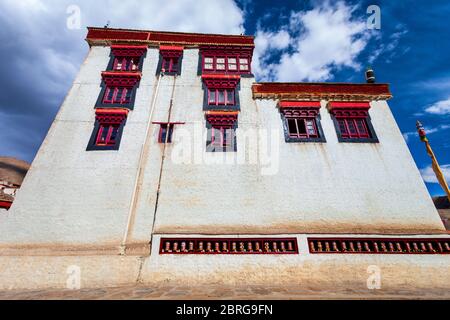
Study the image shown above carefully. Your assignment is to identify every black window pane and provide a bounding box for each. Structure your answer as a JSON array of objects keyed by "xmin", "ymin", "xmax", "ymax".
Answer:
[
  {"xmin": 348, "ymin": 120, "xmax": 357, "ymax": 134},
  {"xmin": 356, "ymin": 119, "xmax": 368, "ymax": 135},
  {"xmin": 110, "ymin": 126, "xmax": 119, "ymax": 142},
  {"xmin": 218, "ymin": 91, "xmax": 225, "ymax": 104},
  {"xmin": 115, "ymin": 88, "xmax": 124, "ymax": 102},
  {"xmin": 160, "ymin": 125, "xmax": 167, "ymax": 143},
  {"xmin": 125, "ymin": 88, "xmax": 132, "ymax": 102},
  {"xmin": 298, "ymin": 119, "xmax": 307, "ymax": 134},
  {"xmin": 338, "ymin": 120, "xmax": 348, "ymax": 134},
  {"xmin": 226, "ymin": 90, "xmax": 234, "ymax": 105},
  {"xmin": 288, "ymin": 119, "xmax": 298, "ymax": 135}
]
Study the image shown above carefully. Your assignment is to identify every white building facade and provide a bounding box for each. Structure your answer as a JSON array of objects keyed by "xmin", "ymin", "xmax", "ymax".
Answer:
[{"xmin": 0, "ymin": 28, "xmax": 448, "ymax": 294}]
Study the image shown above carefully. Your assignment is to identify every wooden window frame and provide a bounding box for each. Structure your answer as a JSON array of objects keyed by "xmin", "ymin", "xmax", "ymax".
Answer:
[
  {"xmin": 87, "ymin": 109, "xmax": 128, "ymax": 151},
  {"xmin": 329, "ymin": 102, "xmax": 379, "ymax": 143},
  {"xmin": 279, "ymin": 102, "xmax": 326, "ymax": 143}
]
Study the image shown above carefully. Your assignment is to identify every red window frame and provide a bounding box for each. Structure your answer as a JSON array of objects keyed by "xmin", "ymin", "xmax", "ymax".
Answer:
[
  {"xmin": 206, "ymin": 111, "xmax": 238, "ymax": 152},
  {"xmin": 202, "ymin": 55, "xmax": 251, "ymax": 73},
  {"xmin": 286, "ymin": 117, "xmax": 319, "ymax": 139},
  {"xmin": 158, "ymin": 124, "xmax": 174, "ymax": 143},
  {"xmin": 329, "ymin": 102, "xmax": 375, "ymax": 141},
  {"xmin": 279, "ymin": 102, "xmax": 322, "ymax": 141},
  {"xmin": 91, "ymin": 108, "xmax": 129, "ymax": 149},
  {"xmin": 210, "ymin": 125, "xmax": 233, "ymax": 148},
  {"xmin": 161, "ymin": 57, "xmax": 179, "ymax": 73},
  {"xmin": 207, "ymin": 88, "xmax": 235, "ymax": 106},
  {"xmin": 110, "ymin": 45, "xmax": 147, "ymax": 72},
  {"xmin": 95, "ymin": 124, "xmax": 120, "ymax": 146},
  {"xmin": 113, "ymin": 56, "xmax": 140, "ymax": 71},
  {"xmin": 102, "ymin": 86, "xmax": 132, "ymax": 105},
  {"xmin": 337, "ymin": 118, "xmax": 370, "ymax": 139}
]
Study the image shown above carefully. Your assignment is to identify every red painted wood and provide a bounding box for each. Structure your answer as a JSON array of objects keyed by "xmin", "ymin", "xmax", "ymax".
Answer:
[
  {"xmin": 159, "ymin": 238, "xmax": 299, "ymax": 255},
  {"xmin": 0, "ymin": 201, "xmax": 12, "ymax": 210},
  {"xmin": 87, "ymin": 28, "xmax": 254, "ymax": 46},
  {"xmin": 279, "ymin": 101, "xmax": 321, "ymax": 108},
  {"xmin": 308, "ymin": 237, "xmax": 450, "ymax": 255}
]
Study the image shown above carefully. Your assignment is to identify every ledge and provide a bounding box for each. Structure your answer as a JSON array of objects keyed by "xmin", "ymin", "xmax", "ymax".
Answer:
[
  {"xmin": 86, "ymin": 27, "xmax": 255, "ymax": 47},
  {"xmin": 252, "ymin": 82, "xmax": 393, "ymax": 101}
]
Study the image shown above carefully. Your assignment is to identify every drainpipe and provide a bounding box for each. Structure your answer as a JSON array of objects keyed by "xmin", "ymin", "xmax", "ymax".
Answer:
[
  {"xmin": 150, "ymin": 75, "xmax": 177, "ymax": 247},
  {"xmin": 120, "ymin": 72, "xmax": 164, "ymax": 255}
]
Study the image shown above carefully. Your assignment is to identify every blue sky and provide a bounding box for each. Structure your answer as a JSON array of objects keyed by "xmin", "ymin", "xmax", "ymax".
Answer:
[{"xmin": 0, "ymin": 0, "xmax": 449, "ymax": 197}]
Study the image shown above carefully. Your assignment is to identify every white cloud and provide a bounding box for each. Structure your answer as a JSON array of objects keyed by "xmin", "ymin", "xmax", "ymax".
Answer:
[
  {"xmin": 253, "ymin": 1, "xmax": 372, "ymax": 82},
  {"xmin": 253, "ymin": 30, "xmax": 292, "ymax": 80},
  {"xmin": 425, "ymin": 98, "xmax": 450, "ymax": 115},
  {"xmin": 420, "ymin": 164, "xmax": 450, "ymax": 184}
]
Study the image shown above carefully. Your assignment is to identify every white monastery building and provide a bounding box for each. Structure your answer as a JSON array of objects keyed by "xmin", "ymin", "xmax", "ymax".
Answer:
[{"xmin": 0, "ymin": 28, "xmax": 448, "ymax": 293}]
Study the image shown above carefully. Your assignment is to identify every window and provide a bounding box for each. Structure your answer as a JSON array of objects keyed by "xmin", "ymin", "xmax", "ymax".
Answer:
[
  {"xmin": 216, "ymin": 57, "xmax": 226, "ymax": 70},
  {"xmin": 158, "ymin": 124, "xmax": 174, "ymax": 143},
  {"xmin": 239, "ymin": 58, "xmax": 249, "ymax": 71},
  {"xmin": 279, "ymin": 101, "xmax": 325, "ymax": 143},
  {"xmin": 103, "ymin": 87, "xmax": 132, "ymax": 105},
  {"xmin": 109, "ymin": 45, "xmax": 147, "ymax": 72},
  {"xmin": 97, "ymin": 72, "xmax": 141, "ymax": 109},
  {"xmin": 201, "ymin": 54, "xmax": 251, "ymax": 74},
  {"xmin": 328, "ymin": 102, "xmax": 378, "ymax": 143},
  {"xmin": 159, "ymin": 46, "xmax": 184, "ymax": 75},
  {"xmin": 202, "ymin": 75, "xmax": 240, "ymax": 111},
  {"xmin": 87, "ymin": 109, "xmax": 128, "ymax": 151},
  {"xmin": 210, "ymin": 126, "xmax": 233, "ymax": 148},
  {"xmin": 113, "ymin": 57, "xmax": 140, "ymax": 71},
  {"xmin": 96, "ymin": 124, "xmax": 120, "ymax": 146},
  {"xmin": 227, "ymin": 57, "xmax": 237, "ymax": 71},
  {"xmin": 208, "ymin": 88, "xmax": 235, "ymax": 106},
  {"xmin": 286, "ymin": 118, "xmax": 318, "ymax": 139},
  {"xmin": 337, "ymin": 118, "xmax": 370, "ymax": 139},
  {"xmin": 206, "ymin": 112, "xmax": 238, "ymax": 152},
  {"xmin": 204, "ymin": 57, "xmax": 214, "ymax": 70},
  {"xmin": 162, "ymin": 57, "xmax": 179, "ymax": 73}
]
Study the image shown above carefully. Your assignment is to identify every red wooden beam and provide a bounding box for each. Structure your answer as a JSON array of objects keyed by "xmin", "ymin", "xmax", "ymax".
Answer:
[{"xmin": 87, "ymin": 27, "xmax": 255, "ymax": 47}]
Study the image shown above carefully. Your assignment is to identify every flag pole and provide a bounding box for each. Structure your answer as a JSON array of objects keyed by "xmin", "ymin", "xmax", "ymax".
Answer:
[{"xmin": 416, "ymin": 121, "xmax": 450, "ymax": 202}]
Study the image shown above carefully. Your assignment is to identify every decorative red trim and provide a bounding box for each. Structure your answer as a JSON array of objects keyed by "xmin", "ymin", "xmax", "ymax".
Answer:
[
  {"xmin": 87, "ymin": 28, "xmax": 255, "ymax": 47},
  {"xmin": 95, "ymin": 108, "xmax": 128, "ymax": 123},
  {"xmin": 111, "ymin": 45, "xmax": 147, "ymax": 57},
  {"xmin": 282, "ymin": 108, "xmax": 320, "ymax": 118},
  {"xmin": 328, "ymin": 102, "xmax": 370, "ymax": 108},
  {"xmin": 331, "ymin": 109, "xmax": 370, "ymax": 118},
  {"xmin": 101, "ymin": 71, "xmax": 141, "ymax": 87},
  {"xmin": 279, "ymin": 101, "xmax": 321, "ymax": 108},
  {"xmin": 252, "ymin": 83, "xmax": 392, "ymax": 100},
  {"xmin": 308, "ymin": 238, "xmax": 450, "ymax": 255},
  {"xmin": 0, "ymin": 201, "xmax": 12, "ymax": 210},
  {"xmin": 206, "ymin": 111, "xmax": 238, "ymax": 126},
  {"xmin": 160, "ymin": 238, "xmax": 299, "ymax": 255},
  {"xmin": 160, "ymin": 45, "xmax": 184, "ymax": 51},
  {"xmin": 202, "ymin": 74, "xmax": 240, "ymax": 89}
]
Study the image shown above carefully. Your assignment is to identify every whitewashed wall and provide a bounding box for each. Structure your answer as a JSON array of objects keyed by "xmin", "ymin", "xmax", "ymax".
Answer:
[{"xmin": 0, "ymin": 44, "xmax": 444, "ymax": 252}]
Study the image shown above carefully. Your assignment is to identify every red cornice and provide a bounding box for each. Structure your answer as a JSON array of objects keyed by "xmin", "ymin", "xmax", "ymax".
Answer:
[
  {"xmin": 202, "ymin": 74, "xmax": 241, "ymax": 89},
  {"xmin": 279, "ymin": 101, "xmax": 321, "ymax": 108},
  {"xmin": 95, "ymin": 108, "xmax": 129, "ymax": 117},
  {"xmin": 328, "ymin": 102, "xmax": 370, "ymax": 108},
  {"xmin": 101, "ymin": 71, "xmax": 142, "ymax": 87},
  {"xmin": 86, "ymin": 27, "xmax": 254, "ymax": 47},
  {"xmin": 252, "ymin": 83, "xmax": 392, "ymax": 101},
  {"xmin": 0, "ymin": 201, "xmax": 12, "ymax": 210},
  {"xmin": 160, "ymin": 45, "xmax": 184, "ymax": 51}
]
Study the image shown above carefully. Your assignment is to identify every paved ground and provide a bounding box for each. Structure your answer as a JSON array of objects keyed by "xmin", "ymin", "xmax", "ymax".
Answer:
[{"xmin": 0, "ymin": 285, "xmax": 448, "ymax": 300}]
